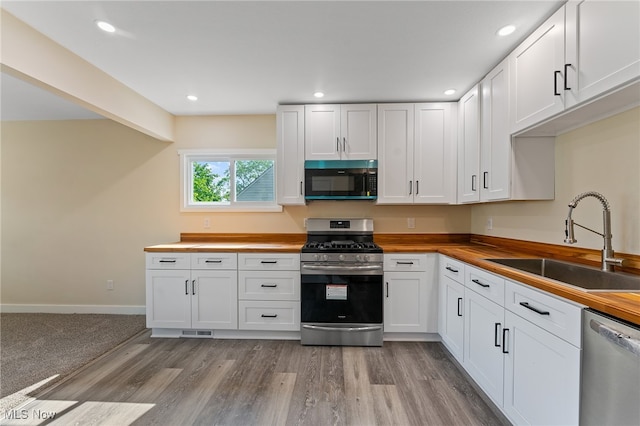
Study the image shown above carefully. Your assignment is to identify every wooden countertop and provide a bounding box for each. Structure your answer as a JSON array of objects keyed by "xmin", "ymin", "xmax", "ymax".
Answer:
[{"xmin": 144, "ymin": 233, "xmax": 640, "ymax": 326}]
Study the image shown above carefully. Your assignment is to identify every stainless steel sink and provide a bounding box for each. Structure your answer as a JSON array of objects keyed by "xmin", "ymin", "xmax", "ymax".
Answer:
[{"xmin": 486, "ymin": 258, "xmax": 640, "ymax": 292}]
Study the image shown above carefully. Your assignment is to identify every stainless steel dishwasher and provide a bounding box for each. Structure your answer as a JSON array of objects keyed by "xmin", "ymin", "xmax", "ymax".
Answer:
[{"xmin": 581, "ymin": 309, "xmax": 640, "ymax": 425}]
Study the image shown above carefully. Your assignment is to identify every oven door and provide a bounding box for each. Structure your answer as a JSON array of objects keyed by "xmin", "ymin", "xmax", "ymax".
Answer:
[
  {"xmin": 300, "ymin": 271, "xmax": 383, "ymax": 346},
  {"xmin": 301, "ymin": 273, "xmax": 383, "ymax": 324}
]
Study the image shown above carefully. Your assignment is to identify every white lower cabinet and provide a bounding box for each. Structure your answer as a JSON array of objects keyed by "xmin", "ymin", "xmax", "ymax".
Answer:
[
  {"xmin": 438, "ymin": 256, "xmax": 583, "ymax": 425},
  {"xmin": 464, "ymin": 287, "xmax": 505, "ymax": 406},
  {"xmin": 384, "ymin": 254, "xmax": 437, "ymax": 333},
  {"xmin": 503, "ymin": 310, "xmax": 581, "ymax": 426},
  {"xmin": 145, "ymin": 253, "xmax": 238, "ymax": 330},
  {"xmin": 237, "ymin": 253, "xmax": 300, "ymax": 331},
  {"xmin": 438, "ymin": 256, "xmax": 465, "ymax": 362}
]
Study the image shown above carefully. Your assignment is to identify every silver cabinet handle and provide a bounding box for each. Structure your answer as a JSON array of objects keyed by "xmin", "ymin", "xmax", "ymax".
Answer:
[
  {"xmin": 185, "ymin": 280, "xmax": 189, "ymax": 295},
  {"xmin": 302, "ymin": 324, "xmax": 382, "ymax": 332},
  {"xmin": 445, "ymin": 266, "xmax": 459, "ymax": 273},
  {"xmin": 261, "ymin": 314, "xmax": 278, "ymax": 318},
  {"xmin": 192, "ymin": 280, "xmax": 196, "ymax": 295},
  {"xmin": 205, "ymin": 259, "xmax": 222, "ymax": 264},
  {"xmin": 261, "ymin": 283, "xmax": 278, "ymax": 288},
  {"xmin": 590, "ymin": 319, "xmax": 640, "ymax": 357},
  {"xmin": 159, "ymin": 259, "xmax": 177, "ymax": 263}
]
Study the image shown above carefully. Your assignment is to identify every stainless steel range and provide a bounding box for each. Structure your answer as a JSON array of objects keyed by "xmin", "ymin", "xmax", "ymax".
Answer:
[{"xmin": 300, "ymin": 218, "xmax": 384, "ymax": 346}]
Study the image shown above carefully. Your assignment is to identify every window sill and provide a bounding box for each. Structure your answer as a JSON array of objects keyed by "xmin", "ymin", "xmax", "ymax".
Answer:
[{"xmin": 181, "ymin": 205, "xmax": 284, "ymax": 213}]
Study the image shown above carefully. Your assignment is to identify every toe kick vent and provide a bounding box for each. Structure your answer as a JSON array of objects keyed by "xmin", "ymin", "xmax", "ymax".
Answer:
[{"xmin": 181, "ymin": 330, "xmax": 214, "ymax": 338}]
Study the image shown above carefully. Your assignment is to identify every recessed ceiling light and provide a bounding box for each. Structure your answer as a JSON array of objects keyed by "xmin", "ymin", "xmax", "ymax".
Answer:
[
  {"xmin": 313, "ymin": 91, "xmax": 325, "ymax": 98},
  {"xmin": 95, "ymin": 20, "xmax": 116, "ymax": 33},
  {"xmin": 444, "ymin": 89, "xmax": 456, "ymax": 96},
  {"xmin": 186, "ymin": 95, "xmax": 198, "ymax": 101},
  {"xmin": 497, "ymin": 25, "xmax": 516, "ymax": 36}
]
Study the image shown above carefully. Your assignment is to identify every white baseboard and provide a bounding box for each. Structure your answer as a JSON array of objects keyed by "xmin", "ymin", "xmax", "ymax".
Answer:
[{"xmin": 0, "ymin": 304, "xmax": 146, "ymax": 315}]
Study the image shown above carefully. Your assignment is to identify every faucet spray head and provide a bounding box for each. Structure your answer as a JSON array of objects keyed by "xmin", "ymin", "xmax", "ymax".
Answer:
[{"xmin": 564, "ymin": 204, "xmax": 577, "ymax": 244}]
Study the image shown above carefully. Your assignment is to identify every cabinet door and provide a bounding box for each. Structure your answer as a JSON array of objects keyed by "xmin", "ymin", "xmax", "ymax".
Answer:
[
  {"xmin": 341, "ymin": 104, "xmax": 377, "ymax": 160},
  {"xmin": 481, "ymin": 59, "xmax": 511, "ymax": 201},
  {"xmin": 304, "ymin": 105, "xmax": 341, "ymax": 160},
  {"xmin": 510, "ymin": 6, "xmax": 566, "ymax": 133},
  {"xmin": 276, "ymin": 105, "xmax": 305, "ymax": 205},
  {"xmin": 414, "ymin": 103, "xmax": 457, "ymax": 204},
  {"xmin": 384, "ymin": 271, "xmax": 428, "ymax": 333},
  {"xmin": 503, "ymin": 310, "xmax": 580, "ymax": 426},
  {"xmin": 438, "ymin": 275, "xmax": 465, "ymax": 362},
  {"xmin": 191, "ymin": 270, "xmax": 238, "ymax": 330},
  {"xmin": 146, "ymin": 269, "xmax": 191, "ymax": 329},
  {"xmin": 464, "ymin": 289, "xmax": 505, "ymax": 407},
  {"xmin": 376, "ymin": 104, "xmax": 414, "ymax": 204},
  {"xmin": 565, "ymin": 0, "xmax": 640, "ymax": 108},
  {"xmin": 457, "ymin": 85, "xmax": 481, "ymax": 203}
]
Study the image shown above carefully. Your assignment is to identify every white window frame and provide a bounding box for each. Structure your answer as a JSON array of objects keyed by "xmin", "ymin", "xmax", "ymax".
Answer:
[{"xmin": 179, "ymin": 149, "xmax": 282, "ymax": 212}]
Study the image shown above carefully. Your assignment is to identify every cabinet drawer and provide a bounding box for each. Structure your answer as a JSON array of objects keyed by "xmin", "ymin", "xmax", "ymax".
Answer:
[
  {"xmin": 440, "ymin": 256, "xmax": 465, "ymax": 284},
  {"xmin": 238, "ymin": 271, "xmax": 300, "ymax": 301},
  {"xmin": 505, "ymin": 280, "xmax": 583, "ymax": 347},
  {"xmin": 146, "ymin": 253, "xmax": 190, "ymax": 269},
  {"xmin": 466, "ymin": 266, "xmax": 505, "ymax": 306},
  {"xmin": 191, "ymin": 253, "xmax": 237, "ymax": 270},
  {"xmin": 384, "ymin": 254, "xmax": 429, "ymax": 272},
  {"xmin": 238, "ymin": 253, "xmax": 300, "ymax": 271},
  {"xmin": 238, "ymin": 301, "xmax": 300, "ymax": 331}
]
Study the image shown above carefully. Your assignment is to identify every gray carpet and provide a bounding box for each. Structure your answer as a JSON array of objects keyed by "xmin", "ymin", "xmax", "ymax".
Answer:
[{"xmin": 0, "ymin": 313, "xmax": 146, "ymax": 404}]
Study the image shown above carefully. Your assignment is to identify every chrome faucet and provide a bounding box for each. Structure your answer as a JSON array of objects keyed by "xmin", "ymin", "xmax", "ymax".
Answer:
[{"xmin": 564, "ymin": 191, "xmax": 624, "ymax": 272}]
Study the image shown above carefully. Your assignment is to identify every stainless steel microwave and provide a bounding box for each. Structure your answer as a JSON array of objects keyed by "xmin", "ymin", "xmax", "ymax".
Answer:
[{"xmin": 304, "ymin": 160, "xmax": 377, "ymax": 200}]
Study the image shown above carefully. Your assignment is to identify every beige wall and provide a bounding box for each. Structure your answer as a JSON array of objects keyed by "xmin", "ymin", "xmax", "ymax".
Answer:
[
  {"xmin": 2, "ymin": 108, "xmax": 638, "ymax": 310},
  {"xmin": 471, "ymin": 107, "xmax": 640, "ymax": 255}
]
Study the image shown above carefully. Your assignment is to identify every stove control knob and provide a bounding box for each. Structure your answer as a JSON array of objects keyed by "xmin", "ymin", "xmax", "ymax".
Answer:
[
  {"xmin": 355, "ymin": 254, "xmax": 363, "ymax": 262},
  {"xmin": 364, "ymin": 255, "xmax": 370, "ymax": 262},
  {"xmin": 313, "ymin": 254, "xmax": 320, "ymax": 261},
  {"xmin": 322, "ymin": 254, "xmax": 329, "ymax": 262},
  {"xmin": 338, "ymin": 254, "xmax": 345, "ymax": 261}
]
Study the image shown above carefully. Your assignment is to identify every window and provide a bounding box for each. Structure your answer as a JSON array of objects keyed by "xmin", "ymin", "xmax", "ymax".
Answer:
[{"xmin": 179, "ymin": 149, "xmax": 281, "ymax": 212}]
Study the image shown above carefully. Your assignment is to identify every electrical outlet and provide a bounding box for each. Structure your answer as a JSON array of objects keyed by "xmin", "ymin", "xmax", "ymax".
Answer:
[
  {"xmin": 304, "ymin": 218, "xmax": 308, "ymax": 228},
  {"xmin": 486, "ymin": 217, "xmax": 493, "ymax": 230},
  {"xmin": 204, "ymin": 217, "xmax": 211, "ymax": 229},
  {"xmin": 407, "ymin": 217, "xmax": 415, "ymax": 229},
  {"xmin": 107, "ymin": 280, "xmax": 114, "ymax": 291}
]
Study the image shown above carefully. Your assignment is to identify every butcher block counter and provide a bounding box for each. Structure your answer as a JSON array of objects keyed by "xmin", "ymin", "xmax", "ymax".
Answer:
[{"xmin": 144, "ymin": 233, "xmax": 640, "ymax": 325}]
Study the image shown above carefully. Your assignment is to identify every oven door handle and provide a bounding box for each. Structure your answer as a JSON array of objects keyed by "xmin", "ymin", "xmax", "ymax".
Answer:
[
  {"xmin": 301, "ymin": 264, "xmax": 383, "ymax": 272},
  {"xmin": 302, "ymin": 324, "xmax": 383, "ymax": 332}
]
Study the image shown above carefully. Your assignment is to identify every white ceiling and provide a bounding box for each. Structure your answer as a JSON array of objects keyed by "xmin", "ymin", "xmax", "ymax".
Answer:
[{"xmin": 1, "ymin": 0, "xmax": 564, "ymax": 120}]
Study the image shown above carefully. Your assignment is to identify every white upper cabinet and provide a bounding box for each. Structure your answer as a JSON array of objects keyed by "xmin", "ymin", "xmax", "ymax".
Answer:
[
  {"xmin": 376, "ymin": 104, "xmax": 414, "ymax": 204},
  {"xmin": 414, "ymin": 103, "xmax": 457, "ymax": 204},
  {"xmin": 510, "ymin": 1, "xmax": 640, "ymax": 134},
  {"xmin": 304, "ymin": 104, "xmax": 377, "ymax": 160},
  {"xmin": 565, "ymin": 0, "xmax": 640, "ymax": 108},
  {"xmin": 509, "ymin": 6, "xmax": 566, "ymax": 133},
  {"xmin": 480, "ymin": 58, "xmax": 511, "ymax": 201},
  {"xmin": 276, "ymin": 105, "xmax": 305, "ymax": 205},
  {"xmin": 457, "ymin": 85, "xmax": 481, "ymax": 203},
  {"xmin": 377, "ymin": 103, "xmax": 457, "ymax": 204}
]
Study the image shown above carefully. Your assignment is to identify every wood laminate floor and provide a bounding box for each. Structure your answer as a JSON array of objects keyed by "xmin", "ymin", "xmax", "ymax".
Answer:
[{"xmin": 2, "ymin": 331, "xmax": 507, "ymax": 426}]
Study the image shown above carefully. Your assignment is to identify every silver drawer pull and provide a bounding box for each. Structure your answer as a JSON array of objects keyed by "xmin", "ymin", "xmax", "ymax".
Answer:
[
  {"xmin": 261, "ymin": 314, "xmax": 278, "ymax": 318},
  {"xmin": 396, "ymin": 261, "xmax": 414, "ymax": 265},
  {"xmin": 261, "ymin": 283, "xmax": 278, "ymax": 288},
  {"xmin": 445, "ymin": 266, "xmax": 459, "ymax": 273},
  {"xmin": 159, "ymin": 259, "xmax": 177, "ymax": 263},
  {"xmin": 205, "ymin": 259, "xmax": 222, "ymax": 263},
  {"xmin": 261, "ymin": 260, "xmax": 278, "ymax": 264}
]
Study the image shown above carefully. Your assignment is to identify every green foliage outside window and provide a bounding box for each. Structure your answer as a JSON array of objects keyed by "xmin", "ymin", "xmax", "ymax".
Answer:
[{"xmin": 192, "ymin": 160, "xmax": 273, "ymax": 203}]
